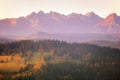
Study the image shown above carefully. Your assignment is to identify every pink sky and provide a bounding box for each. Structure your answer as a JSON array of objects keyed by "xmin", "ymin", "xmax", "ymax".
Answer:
[{"xmin": 0, "ymin": 0, "xmax": 120, "ymax": 19}]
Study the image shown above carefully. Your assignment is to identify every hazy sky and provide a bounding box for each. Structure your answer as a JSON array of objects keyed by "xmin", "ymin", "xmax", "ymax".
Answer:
[{"xmin": 0, "ymin": 0, "xmax": 120, "ymax": 19}]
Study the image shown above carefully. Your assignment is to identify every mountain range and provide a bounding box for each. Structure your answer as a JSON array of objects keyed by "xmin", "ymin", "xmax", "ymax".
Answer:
[{"xmin": 0, "ymin": 11, "xmax": 120, "ymax": 42}]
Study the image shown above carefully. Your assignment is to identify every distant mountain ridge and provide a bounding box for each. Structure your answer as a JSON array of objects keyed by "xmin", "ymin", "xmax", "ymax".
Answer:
[{"xmin": 0, "ymin": 11, "xmax": 120, "ymax": 37}]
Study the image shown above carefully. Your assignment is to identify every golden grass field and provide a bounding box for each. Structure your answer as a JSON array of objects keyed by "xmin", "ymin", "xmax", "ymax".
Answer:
[
  {"xmin": 0, "ymin": 62, "xmax": 26, "ymax": 72},
  {"xmin": 0, "ymin": 55, "xmax": 26, "ymax": 73},
  {"xmin": 0, "ymin": 52, "xmax": 47, "ymax": 79}
]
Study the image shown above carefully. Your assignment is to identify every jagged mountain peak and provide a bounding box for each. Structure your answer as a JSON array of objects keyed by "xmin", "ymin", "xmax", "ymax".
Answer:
[
  {"xmin": 67, "ymin": 13, "xmax": 83, "ymax": 18},
  {"xmin": 26, "ymin": 12, "xmax": 37, "ymax": 18},
  {"xmin": 96, "ymin": 13, "xmax": 120, "ymax": 34},
  {"xmin": 37, "ymin": 11, "xmax": 44, "ymax": 14},
  {"xmin": 85, "ymin": 11, "xmax": 96, "ymax": 16},
  {"xmin": 105, "ymin": 13, "xmax": 118, "ymax": 22},
  {"xmin": 108, "ymin": 13, "xmax": 117, "ymax": 17},
  {"xmin": 85, "ymin": 11, "xmax": 102, "ymax": 21},
  {"xmin": 30, "ymin": 12, "xmax": 37, "ymax": 16},
  {"xmin": 49, "ymin": 11, "xmax": 62, "ymax": 16}
]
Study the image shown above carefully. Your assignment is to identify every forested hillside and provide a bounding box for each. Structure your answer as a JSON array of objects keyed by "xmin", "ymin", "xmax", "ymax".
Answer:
[{"xmin": 0, "ymin": 40, "xmax": 120, "ymax": 80}]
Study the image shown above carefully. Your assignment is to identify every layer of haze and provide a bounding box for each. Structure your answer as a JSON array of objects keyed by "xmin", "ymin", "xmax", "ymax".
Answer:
[{"xmin": 0, "ymin": 0, "xmax": 120, "ymax": 19}]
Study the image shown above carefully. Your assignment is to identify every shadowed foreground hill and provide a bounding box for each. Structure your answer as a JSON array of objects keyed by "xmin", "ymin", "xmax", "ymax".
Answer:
[{"xmin": 0, "ymin": 40, "xmax": 120, "ymax": 80}]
